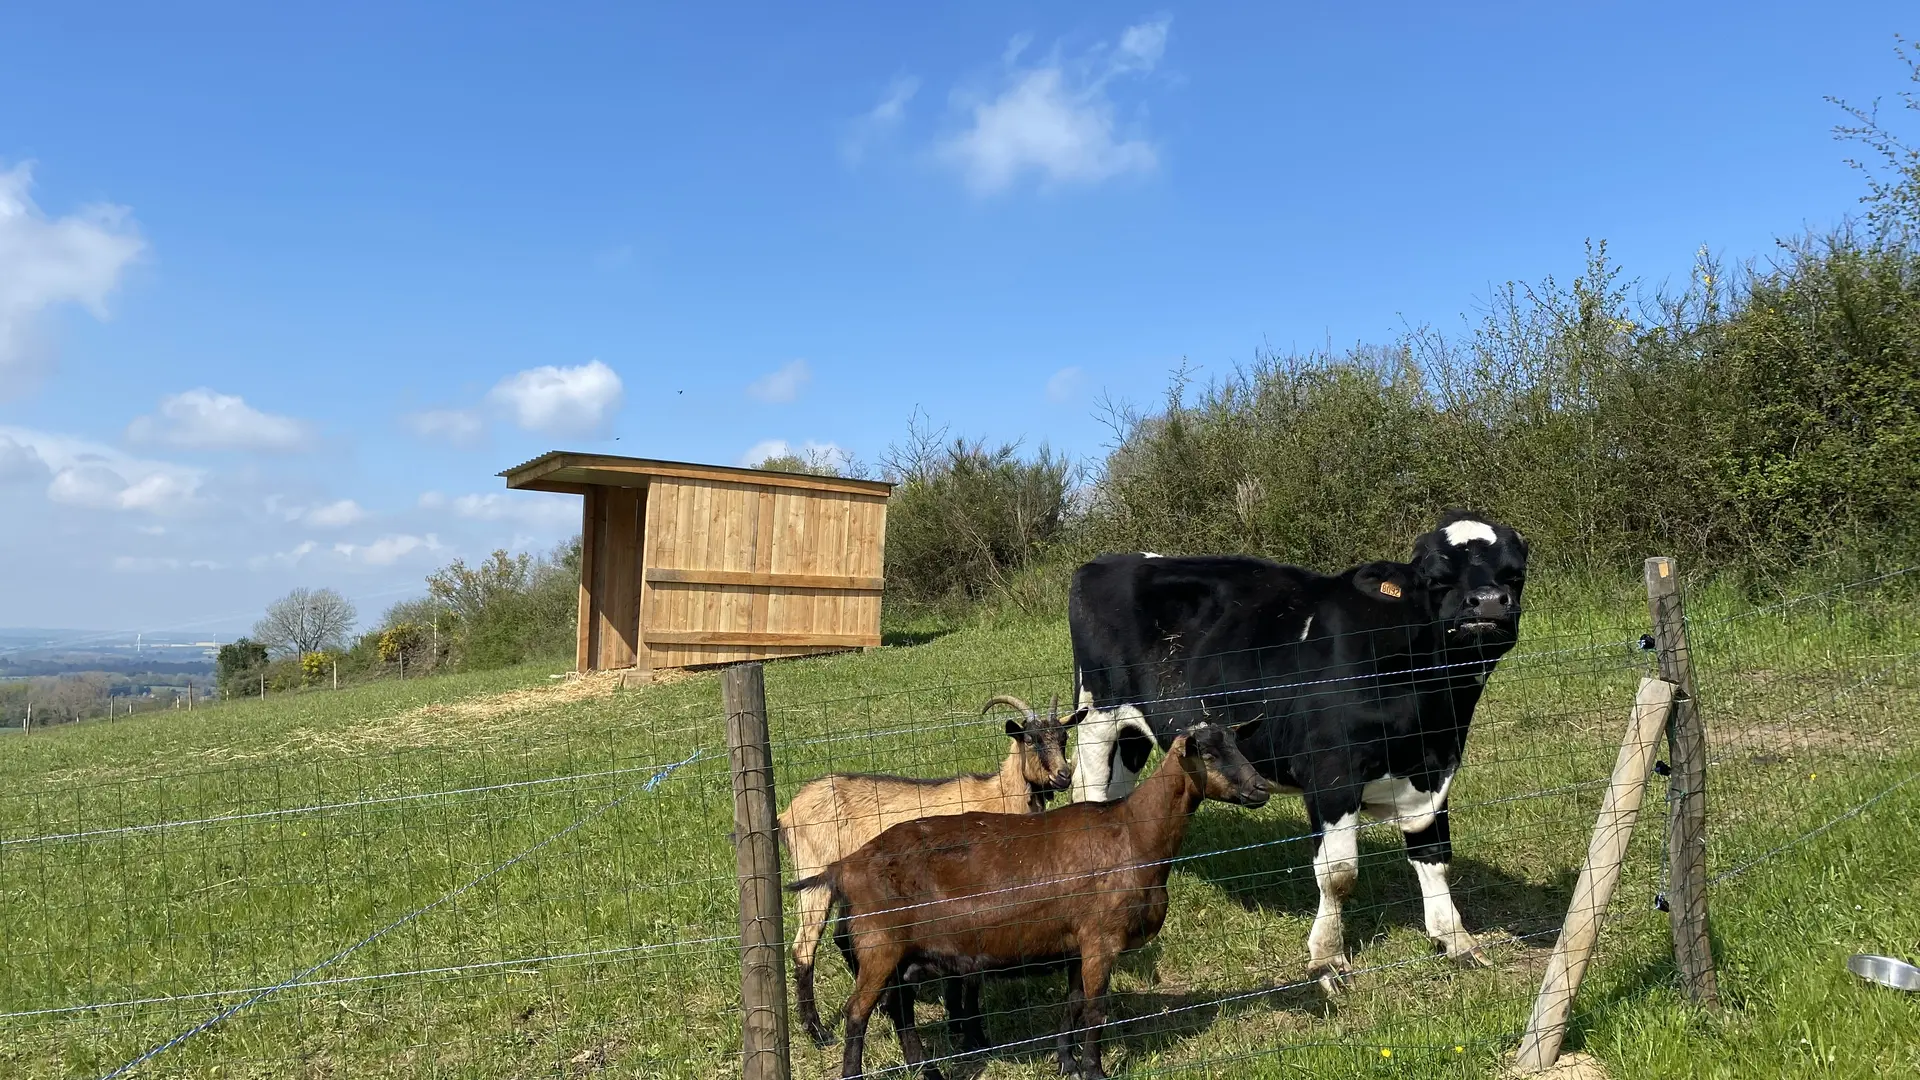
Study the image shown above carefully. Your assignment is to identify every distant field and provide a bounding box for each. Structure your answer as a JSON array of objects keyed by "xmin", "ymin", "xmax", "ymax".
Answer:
[{"xmin": 1, "ymin": 576, "xmax": 1915, "ymax": 1079}]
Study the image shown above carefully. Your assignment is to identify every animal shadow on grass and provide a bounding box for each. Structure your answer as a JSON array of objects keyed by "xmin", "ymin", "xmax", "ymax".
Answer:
[
  {"xmin": 903, "ymin": 951, "xmax": 1330, "ymax": 1080},
  {"xmin": 1178, "ymin": 806, "xmax": 1578, "ymax": 958}
]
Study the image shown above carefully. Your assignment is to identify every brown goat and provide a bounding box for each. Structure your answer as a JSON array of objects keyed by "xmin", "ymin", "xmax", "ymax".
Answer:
[
  {"xmin": 802, "ymin": 722, "xmax": 1271, "ymax": 1080},
  {"xmin": 778, "ymin": 694, "xmax": 1079, "ymax": 1048}
]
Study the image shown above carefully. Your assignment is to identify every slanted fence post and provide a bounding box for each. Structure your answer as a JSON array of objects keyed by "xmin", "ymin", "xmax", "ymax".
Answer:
[
  {"xmin": 725, "ymin": 663, "xmax": 791, "ymax": 1080},
  {"xmin": 1644, "ymin": 556, "xmax": 1721, "ymax": 1008},
  {"xmin": 1515, "ymin": 677, "xmax": 1677, "ymax": 1072}
]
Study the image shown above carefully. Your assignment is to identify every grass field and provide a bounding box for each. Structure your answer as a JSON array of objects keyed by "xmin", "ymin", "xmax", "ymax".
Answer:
[{"xmin": 2, "ymin": 573, "xmax": 1916, "ymax": 1079}]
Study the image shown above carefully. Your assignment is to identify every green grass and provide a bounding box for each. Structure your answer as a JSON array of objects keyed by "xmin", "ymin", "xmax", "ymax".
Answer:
[{"xmin": 1, "ymin": 573, "xmax": 1916, "ymax": 1079}]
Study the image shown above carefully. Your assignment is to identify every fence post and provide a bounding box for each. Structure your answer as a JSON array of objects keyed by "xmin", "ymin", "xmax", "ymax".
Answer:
[
  {"xmin": 724, "ymin": 663, "xmax": 791, "ymax": 1080},
  {"xmin": 1515, "ymin": 677, "xmax": 1677, "ymax": 1072},
  {"xmin": 1644, "ymin": 556, "xmax": 1721, "ymax": 1009}
]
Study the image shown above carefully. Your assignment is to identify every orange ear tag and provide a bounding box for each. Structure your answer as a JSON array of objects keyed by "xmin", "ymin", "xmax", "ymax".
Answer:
[{"xmin": 1379, "ymin": 581, "xmax": 1403, "ymax": 598}]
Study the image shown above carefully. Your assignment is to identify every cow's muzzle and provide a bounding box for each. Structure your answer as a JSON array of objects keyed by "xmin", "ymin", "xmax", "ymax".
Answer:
[{"xmin": 1454, "ymin": 587, "xmax": 1518, "ymax": 634}]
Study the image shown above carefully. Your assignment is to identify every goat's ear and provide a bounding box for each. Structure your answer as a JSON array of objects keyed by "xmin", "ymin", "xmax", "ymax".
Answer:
[{"xmin": 1005, "ymin": 717, "xmax": 1024, "ymax": 738}]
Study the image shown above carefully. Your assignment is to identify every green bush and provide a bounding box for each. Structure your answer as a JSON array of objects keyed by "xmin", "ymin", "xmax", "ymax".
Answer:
[
  {"xmin": 215, "ymin": 639, "xmax": 270, "ymax": 698},
  {"xmin": 880, "ymin": 416, "xmax": 1073, "ymax": 611},
  {"xmin": 1080, "ymin": 236, "xmax": 1920, "ymax": 586},
  {"xmin": 424, "ymin": 539, "xmax": 580, "ymax": 671}
]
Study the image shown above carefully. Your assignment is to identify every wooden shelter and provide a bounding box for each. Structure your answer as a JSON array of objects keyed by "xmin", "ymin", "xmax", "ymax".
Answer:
[{"xmin": 501, "ymin": 452, "xmax": 891, "ymax": 676}]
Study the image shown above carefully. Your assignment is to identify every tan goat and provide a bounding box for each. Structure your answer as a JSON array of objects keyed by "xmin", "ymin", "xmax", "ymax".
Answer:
[{"xmin": 779, "ymin": 694, "xmax": 1079, "ymax": 1048}]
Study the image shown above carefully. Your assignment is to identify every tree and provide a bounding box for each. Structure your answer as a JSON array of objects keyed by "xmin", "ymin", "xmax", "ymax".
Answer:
[
  {"xmin": 217, "ymin": 638, "xmax": 271, "ymax": 696},
  {"xmin": 254, "ymin": 588, "xmax": 357, "ymax": 657}
]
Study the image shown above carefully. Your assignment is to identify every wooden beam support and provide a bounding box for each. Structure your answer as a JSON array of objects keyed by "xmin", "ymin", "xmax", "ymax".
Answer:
[
  {"xmin": 643, "ymin": 568, "xmax": 885, "ymax": 592},
  {"xmin": 1515, "ymin": 677, "xmax": 1677, "ymax": 1072},
  {"xmin": 643, "ymin": 630, "xmax": 879, "ymax": 648}
]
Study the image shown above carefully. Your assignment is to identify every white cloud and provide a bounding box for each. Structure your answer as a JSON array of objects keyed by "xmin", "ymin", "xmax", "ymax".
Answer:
[
  {"xmin": 738, "ymin": 439, "xmax": 790, "ymax": 466},
  {"xmin": 334, "ymin": 533, "xmax": 441, "ymax": 567},
  {"xmin": 403, "ymin": 408, "xmax": 486, "ymax": 448},
  {"xmin": 488, "ymin": 360, "xmax": 624, "ymax": 437},
  {"xmin": 747, "ymin": 359, "xmax": 812, "ymax": 404},
  {"xmin": 419, "ymin": 490, "xmax": 576, "ymax": 528},
  {"xmin": 843, "ymin": 76, "xmax": 921, "ymax": 164},
  {"xmin": 0, "ymin": 162, "xmax": 145, "ymax": 397},
  {"xmin": 0, "ymin": 424, "xmax": 202, "ymax": 514},
  {"xmin": 250, "ymin": 540, "xmax": 318, "ymax": 571},
  {"xmin": 126, "ymin": 389, "xmax": 315, "ymax": 453},
  {"xmin": 737, "ymin": 438, "xmax": 854, "ymax": 473},
  {"xmin": 300, "ymin": 499, "xmax": 366, "ymax": 528},
  {"xmin": 1045, "ymin": 366, "xmax": 1088, "ymax": 403},
  {"xmin": 938, "ymin": 19, "xmax": 1169, "ymax": 195}
]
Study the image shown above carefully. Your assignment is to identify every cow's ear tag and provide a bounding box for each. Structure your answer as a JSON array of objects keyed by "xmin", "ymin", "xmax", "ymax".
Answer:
[{"xmin": 1378, "ymin": 580, "xmax": 1403, "ymax": 598}]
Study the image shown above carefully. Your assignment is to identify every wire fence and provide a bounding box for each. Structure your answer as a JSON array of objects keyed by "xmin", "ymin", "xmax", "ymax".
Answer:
[{"xmin": 1, "ymin": 565, "xmax": 1916, "ymax": 1078}]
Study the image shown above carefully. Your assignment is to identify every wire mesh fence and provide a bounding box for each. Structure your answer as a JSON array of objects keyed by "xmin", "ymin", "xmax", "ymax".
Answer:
[{"xmin": 1, "ymin": 563, "xmax": 1916, "ymax": 1078}]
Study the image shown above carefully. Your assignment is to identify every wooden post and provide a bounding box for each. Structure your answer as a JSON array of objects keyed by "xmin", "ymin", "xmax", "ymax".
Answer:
[
  {"xmin": 725, "ymin": 663, "xmax": 791, "ymax": 1080},
  {"xmin": 1644, "ymin": 557, "xmax": 1720, "ymax": 1008},
  {"xmin": 1515, "ymin": 677, "xmax": 1677, "ymax": 1072}
]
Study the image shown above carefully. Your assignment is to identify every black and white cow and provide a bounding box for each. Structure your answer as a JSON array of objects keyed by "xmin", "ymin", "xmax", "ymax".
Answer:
[{"xmin": 1065, "ymin": 512, "xmax": 1528, "ymax": 986}]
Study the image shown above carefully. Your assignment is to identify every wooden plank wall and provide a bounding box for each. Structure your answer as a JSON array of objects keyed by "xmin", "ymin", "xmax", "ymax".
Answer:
[{"xmin": 640, "ymin": 477, "xmax": 886, "ymax": 669}]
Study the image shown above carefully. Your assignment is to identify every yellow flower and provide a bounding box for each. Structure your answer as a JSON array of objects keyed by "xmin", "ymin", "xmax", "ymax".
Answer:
[
  {"xmin": 1381, "ymin": 1048, "xmax": 1393, "ymax": 1059},
  {"xmin": 1455, "ymin": 1046, "xmax": 1466, "ymax": 1054}
]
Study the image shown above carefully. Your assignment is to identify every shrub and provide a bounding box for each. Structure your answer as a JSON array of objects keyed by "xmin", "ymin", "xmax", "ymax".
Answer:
[
  {"xmin": 300, "ymin": 652, "xmax": 337, "ymax": 684},
  {"xmin": 880, "ymin": 414, "xmax": 1074, "ymax": 610},
  {"xmin": 1080, "ymin": 236, "xmax": 1920, "ymax": 585},
  {"xmin": 379, "ymin": 624, "xmax": 425, "ymax": 665},
  {"xmin": 216, "ymin": 639, "xmax": 270, "ymax": 698},
  {"xmin": 423, "ymin": 539, "xmax": 580, "ymax": 670}
]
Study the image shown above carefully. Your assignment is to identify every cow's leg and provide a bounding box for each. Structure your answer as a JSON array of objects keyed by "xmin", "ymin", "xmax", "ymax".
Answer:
[
  {"xmin": 1103, "ymin": 705, "xmax": 1154, "ymax": 800},
  {"xmin": 1306, "ymin": 798, "xmax": 1362, "ymax": 993},
  {"xmin": 1404, "ymin": 803, "xmax": 1488, "ymax": 967},
  {"xmin": 1070, "ymin": 692, "xmax": 1122, "ymax": 802}
]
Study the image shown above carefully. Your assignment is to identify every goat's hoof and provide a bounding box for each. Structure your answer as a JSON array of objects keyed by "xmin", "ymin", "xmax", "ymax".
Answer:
[{"xmin": 805, "ymin": 1024, "xmax": 837, "ymax": 1049}]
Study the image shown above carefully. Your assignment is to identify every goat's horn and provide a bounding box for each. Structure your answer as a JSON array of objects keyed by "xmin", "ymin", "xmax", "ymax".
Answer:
[
  {"xmin": 1048, "ymin": 694, "xmax": 1060, "ymax": 722},
  {"xmin": 981, "ymin": 694, "xmax": 1038, "ymax": 725}
]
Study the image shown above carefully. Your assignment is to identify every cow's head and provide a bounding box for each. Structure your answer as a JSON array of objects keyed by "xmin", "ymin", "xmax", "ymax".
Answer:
[{"xmin": 1409, "ymin": 510, "xmax": 1528, "ymax": 648}]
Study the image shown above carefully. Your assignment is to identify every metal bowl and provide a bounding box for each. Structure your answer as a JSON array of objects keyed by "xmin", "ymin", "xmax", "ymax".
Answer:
[{"xmin": 1848, "ymin": 954, "xmax": 1920, "ymax": 992}]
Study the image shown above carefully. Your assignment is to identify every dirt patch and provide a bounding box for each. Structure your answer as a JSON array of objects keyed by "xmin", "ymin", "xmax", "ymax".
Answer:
[
  {"xmin": 289, "ymin": 669, "xmax": 696, "ymax": 754},
  {"xmin": 35, "ymin": 668, "xmax": 701, "ymax": 785},
  {"xmin": 1509, "ymin": 1050, "xmax": 1611, "ymax": 1079},
  {"xmin": 1711, "ymin": 719, "xmax": 1886, "ymax": 759}
]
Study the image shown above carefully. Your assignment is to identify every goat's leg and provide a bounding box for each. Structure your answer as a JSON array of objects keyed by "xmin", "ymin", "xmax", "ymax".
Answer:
[
  {"xmin": 883, "ymin": 979, "xmax": 943, "ymax": 1080},
  {"xmin": 793, "ymin": 884, "xmax": 836, "ymax": 1046},
  {"xmin": 1055, "ymin": 962, "xmax": 1084, "ymax": 1075},
  {"xmin": 1075, "ymin": 948, "xmax": 1117, "ymax": 1080},
  {"xmin": 840, "ymin": 945, "xmax": 899, "ymax": 1080},
  {"xmin": 943, "ymin": 974, "xmax": 987, "ymax": 1053},
  {"xmin": 1403, "ymin": 803, "xmax": 1487, "ymax": 967},
  {"xmin": 1306, "ymin": 800, "xmax": 1362, "ymax": 994}
]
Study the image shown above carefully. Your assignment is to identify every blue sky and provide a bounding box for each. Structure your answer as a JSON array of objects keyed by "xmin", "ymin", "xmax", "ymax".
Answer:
[{"xmin": 0, "ymin": 2, "xmax": 1912, "ymax": 633}]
